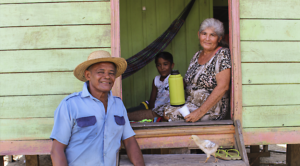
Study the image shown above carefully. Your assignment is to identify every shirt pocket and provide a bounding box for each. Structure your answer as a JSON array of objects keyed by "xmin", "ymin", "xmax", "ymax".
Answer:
[
  {"xmin": 71, "ymin": 116, "xmax": 98, "ymax": 143},
  {"xmin": 76, "ymin": 116, "xmax": 97, "ymax": 127},
  {"xmin": 114, "ymin": 115, "xmax": 125, "ymax": 125}
]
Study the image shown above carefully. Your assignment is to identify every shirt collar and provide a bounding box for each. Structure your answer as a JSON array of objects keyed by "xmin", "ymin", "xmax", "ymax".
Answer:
[{"xmin": 81, "ymin": 82, "xmax": 114, "ymax": 102}]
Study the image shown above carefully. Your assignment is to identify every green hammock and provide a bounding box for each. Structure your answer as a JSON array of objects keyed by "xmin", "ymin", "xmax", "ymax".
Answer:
[{"xmin": 122, "ymin": 0, "xmax": 196, "ymax": 79}]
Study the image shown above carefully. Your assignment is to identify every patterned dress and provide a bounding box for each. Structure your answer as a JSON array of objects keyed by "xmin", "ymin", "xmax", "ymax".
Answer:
[{"xmin": 164, "ymin": 48, "xmax": 231, "ymax": 121}]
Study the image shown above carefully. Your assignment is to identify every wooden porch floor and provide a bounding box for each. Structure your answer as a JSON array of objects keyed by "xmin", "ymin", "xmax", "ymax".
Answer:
[{"xmin": 120, "ymin": 154, "xmax": 247, "ymax": 166}]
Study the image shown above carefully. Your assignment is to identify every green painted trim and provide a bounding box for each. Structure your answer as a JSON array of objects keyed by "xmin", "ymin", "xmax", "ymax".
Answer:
[
  {"xmin": 240, "ymin": 20, "xmax": 300, "ymax": 41},
  {"xmin": 0, "ymin": 72, "xmax": 83, "ymax": 96},
  {"xmin": 240, "ymin": 0, "xmax": 300, "ymax": 19},
  {"xmin": 243, "ymin": 105, "xmax": 300, "ymax": 128},
  {"xmin": 0, "ymin": 118, "xmax": 53, "ymax": 140},
  {"xmin": 0, "ymin": 0, "xmax": 109, "ymax": 4},
  {"xmin": 0, "ymin": 2, "xmax": 111, "ymax": 27},
  {"xmin": 243, "ymin": 84, "xmax": 300, "ymax": 106},
  {"xmin": 241, "ymin": 41, "xmax": 300, "ymax": 62},
  {"xmin": 0, "ymin": 25, "xmax": 111, "ymax": 50},
  {"xmin": 0, "ymin": 95, "xmax": 66, "ymax": 118},
  {"xmin": 242, "ymin": 63, "xmax": 300, "ymax": 84},
  {"xmin": 0, "ymin": 48, "xmax": 111, "ymax": 73}
]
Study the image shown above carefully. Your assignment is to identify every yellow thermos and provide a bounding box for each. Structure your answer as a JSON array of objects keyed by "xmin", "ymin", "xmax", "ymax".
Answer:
[{"xmin": 168, "ymin": 70, "xmax": 185, "ymax": 106}]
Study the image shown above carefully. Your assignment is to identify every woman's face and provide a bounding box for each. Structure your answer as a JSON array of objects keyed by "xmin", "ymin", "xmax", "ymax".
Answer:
[{"xmin": 198, "ymin": 27, "xmax": 222, "ymax": 52}]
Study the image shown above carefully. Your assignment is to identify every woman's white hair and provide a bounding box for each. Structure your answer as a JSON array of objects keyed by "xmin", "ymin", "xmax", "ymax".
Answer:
[
  {"xmin": 199, "ymin": 18, "xmax": 228, "ymax": 47},
  {"xmin": 199, "ymin": 18, "xmax": 224, "ymax": 38}
]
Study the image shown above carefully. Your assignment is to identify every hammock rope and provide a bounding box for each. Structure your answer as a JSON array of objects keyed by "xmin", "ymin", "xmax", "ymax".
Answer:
[{"xmin": 122, "ymin": 0, "xmax": 196, "ymax": 79}]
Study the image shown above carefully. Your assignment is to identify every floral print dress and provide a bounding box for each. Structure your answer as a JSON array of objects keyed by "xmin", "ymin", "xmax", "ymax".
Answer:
[{"xmin": 164, "ymin": 48, "xmax": 231, "ymax": 121}]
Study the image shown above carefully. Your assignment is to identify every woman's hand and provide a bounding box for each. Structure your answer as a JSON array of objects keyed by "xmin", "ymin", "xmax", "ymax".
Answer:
[{"xmin": 184, "ymin": 108, "xmax": 206, "ymax": 122}]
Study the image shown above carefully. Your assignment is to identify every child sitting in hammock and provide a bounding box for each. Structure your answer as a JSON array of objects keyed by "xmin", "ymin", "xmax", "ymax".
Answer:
[{"xmin": 127, "ymin": 52, "xmax": 174, "ymax": 121}]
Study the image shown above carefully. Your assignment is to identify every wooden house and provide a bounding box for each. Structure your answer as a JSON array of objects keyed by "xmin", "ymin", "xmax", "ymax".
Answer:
[{"xmin": 1, "ymin": 0, "xmax": 300, "ymax": 165}]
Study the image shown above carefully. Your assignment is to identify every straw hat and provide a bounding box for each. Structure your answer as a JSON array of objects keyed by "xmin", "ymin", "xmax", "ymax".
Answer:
[{"xmin": 74, "ymin": 50, "xmax": 127, "ymax": 82}]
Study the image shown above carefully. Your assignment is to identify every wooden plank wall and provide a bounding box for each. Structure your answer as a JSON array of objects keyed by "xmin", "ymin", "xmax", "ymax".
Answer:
[
  {"xmin": 0, "ymin": 0, "xmax": 111, "ymax": 141},
  {"xmin": 239, "ymin": 0, "xmax": 300, "ymax": 145},
  {"xmin": 120, "ymin": 0, "xmax": 213, "ymax": 108}
]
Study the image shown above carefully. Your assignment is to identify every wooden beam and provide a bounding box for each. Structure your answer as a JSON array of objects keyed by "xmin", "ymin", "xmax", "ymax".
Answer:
[
  {"xmin": 25, "ymin": 155, "xmax": 39, "ymax": 166},
  {"xmin": 135, "ymin": 134, "xmax": 235, "ymax": 149},
  {"xmin": 134, "ymin": 125, "xmax": 235, "ymax": 138},
  {"xmin": 249, "ymin": 145, "xmax": 260, "ymax": 166},
  {"xmin": 131, "ymin": 120, "xmax": 233, "ymax": 129},
  {"xmin": 243, "ymin": 127, "xmax": 300, "ymax": 145},
  {"xmin": 0, "ymin": 140, "xmax": 52, "ymax": 155},
  {"xmin": 287, "ymin": 144, "xmax": 300, "ymax": 166},
  {"xmin": 0, "ymin": 156, "xmax": 4, "ymax": 166},
  {"xmin": 110, "ymin": 0, "xmax": 122, "ymax": 98},
  {"xmin": 230, "ymin": 0, "xmax": 242, "ymax": 123},
  {"xmin": 234, "ymin": 120, "xmax": 249, "ymax": 166}
]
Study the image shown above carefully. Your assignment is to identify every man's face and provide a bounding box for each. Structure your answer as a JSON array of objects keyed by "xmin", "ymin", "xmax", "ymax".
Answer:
[{"xmin": 85, "ymin": 62, "xmax": 116, "ymax": 94}]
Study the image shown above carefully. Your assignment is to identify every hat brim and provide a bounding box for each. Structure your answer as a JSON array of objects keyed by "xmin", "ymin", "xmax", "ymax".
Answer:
[{"xmin": 74, "ymin": 57, "xmax": 127, "ymax": 82}]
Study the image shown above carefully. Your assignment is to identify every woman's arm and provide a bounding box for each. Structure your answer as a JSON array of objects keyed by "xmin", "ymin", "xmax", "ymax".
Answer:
[
  {"xmin": 50, "ymin": 139, "xmax": 68, "ymax": 166},
  {"xmin": 184, "ymin": 68, "xmax": 231, "ymax": 122},
  {"xmin": 148, "ymin": 79, "xmax": 157, "ymax": 109}
]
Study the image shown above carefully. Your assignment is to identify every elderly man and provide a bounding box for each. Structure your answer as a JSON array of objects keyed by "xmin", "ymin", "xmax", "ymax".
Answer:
[{"xmin": 50, "ymin": 50, "xmax": 145, "ymax": 166}]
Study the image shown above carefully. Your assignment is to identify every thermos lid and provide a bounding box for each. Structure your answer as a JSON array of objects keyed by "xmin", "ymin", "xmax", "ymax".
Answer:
[{"xmin": 171, "ymin": 70, "xmax": 180, "ymax": 75}]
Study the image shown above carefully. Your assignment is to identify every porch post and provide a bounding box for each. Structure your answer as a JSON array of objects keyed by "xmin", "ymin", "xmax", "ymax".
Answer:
[{"xmin": 111, "ymin": 0, "xmax": 122, "ymax": 98}]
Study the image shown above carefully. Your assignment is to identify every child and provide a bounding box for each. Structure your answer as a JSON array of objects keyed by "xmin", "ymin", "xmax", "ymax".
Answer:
[{"xmin": 127, "ymin": 52, "xmax": 174, "ymax": 121}]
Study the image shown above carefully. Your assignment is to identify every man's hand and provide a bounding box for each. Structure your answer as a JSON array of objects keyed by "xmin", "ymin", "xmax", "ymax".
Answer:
[
  {"xmin": 50, "ymin": 139, "xmax": 68, "ymax": 166},
  {"xmin": 123, "ymin": 136, "xmax": 145, "ymax": 166}
]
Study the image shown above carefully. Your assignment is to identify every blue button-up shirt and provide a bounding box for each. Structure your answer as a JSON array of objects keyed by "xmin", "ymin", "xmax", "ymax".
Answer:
[{"xmin": 50, "ymin": 82, "xmax": 135, "ymax": 166}]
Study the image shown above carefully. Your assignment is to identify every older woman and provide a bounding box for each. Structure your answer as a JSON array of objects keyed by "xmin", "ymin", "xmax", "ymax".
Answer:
[{"xmin": 165, "ymin": 18, "xmax": 231, "ymax": 122}]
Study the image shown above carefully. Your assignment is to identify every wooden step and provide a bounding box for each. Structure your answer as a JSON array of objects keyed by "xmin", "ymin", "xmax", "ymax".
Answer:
[{"xmin": 120, "ymin": 154, "xmax": 247, "ymax": 166}]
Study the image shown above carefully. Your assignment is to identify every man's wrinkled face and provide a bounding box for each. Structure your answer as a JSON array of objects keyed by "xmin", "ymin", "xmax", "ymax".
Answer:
[{"xmin": 85, "ymin": 62, "xmax": 116, "ymax": 93}]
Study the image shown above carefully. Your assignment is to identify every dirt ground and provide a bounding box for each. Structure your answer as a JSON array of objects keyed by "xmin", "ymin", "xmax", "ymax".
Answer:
[{"xmin": 3, "ymin": 144, "xmax": 287, "ymax": 166}]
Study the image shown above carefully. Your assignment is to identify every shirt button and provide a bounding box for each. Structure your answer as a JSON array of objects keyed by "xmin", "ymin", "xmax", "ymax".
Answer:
[
  {"xmin": 103, "ymin": 153, "xmax": 106, "ymax": 156},
  {"xmin": 104, "ymin": 136, "xmax": 106, "ymax": 139}
]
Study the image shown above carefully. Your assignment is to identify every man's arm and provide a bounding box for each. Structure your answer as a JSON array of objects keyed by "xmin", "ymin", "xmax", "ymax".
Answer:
[
  {"xmin": 123, "ymin": 136, "xmax": 145, "ymax": 166},
  {"xmin": 50, "ymin": 139, "xmax": 68, "ymax": 166}
]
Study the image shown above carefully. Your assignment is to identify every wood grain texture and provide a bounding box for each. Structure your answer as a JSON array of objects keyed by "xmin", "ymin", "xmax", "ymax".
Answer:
[
  {"xmin": 243, "ymin": 105, "xmax": 300, "ymax": 128},
  {"xmin": 234, "ymin": 120, "xmax": 250, "ymax": 166},
  {"xmin": 243, "ymin": 84, "xmax": 300, "ymax": 106},
  {"xmin": 287, "ymin": 144, "xmax": 300, "ymax": 166},
  {"xmin": 230, "ymin": 0, "xmax": 243, "ymax": 123},
  {"xmin": 0, "ymin": 2, "xmax": 110, "ymax": 27},
  {"xmin": 0, "ymin": 72, "xmax": 82, "ymax": 96},
  {"xmin": 0, "ymin": 118, "xmax": 53, "ymax": 140},
  {"xmin": 0, "ymin": 95, "xmax": 66, "ymax": 118},
  {"xmin": 243, "ymin": 127, "xmax": 300, "ymax": 145},
  {"xmin": 0, "ymin": 25, "xmax": 111, "ymax": 50},
  {"xmin": 110, "ymin": 0, "xmax": 122, "ymax": 98},
  {"xmin": 120, "ymin": 154, "xmax": 247, "ymax": 166},
  {"xmin": 242, "ymin": 63, "xmax": 300, "ymax": 84},
  {"xmin": 0, "ymin": 49, "xmax": 110, "ymax": 73},
  {"xmin": 131, "ymin": 120, "xmax": 233, "ymax": 129},
  {"xmin": 240, "ymin": 20, "xmax": 300, "ymax": 41},
  {"xmin": 0, "ymin": 140, "xmax": 52, "ymax": 155},
  {"xmin": 136, "ymin": 134, "xmax": 235, "ymax": 149},
  {"xmin": 134, "ymin": 125, "xmax": 235, "ymax": 138},
  {"xmin": 0, "ymin": 0, "xmax": 109, "ymax": 3},
  {"xmin": 241, "ymin": 41, "xmax": 300, "ymax": 62},
  {"xmin": 240, "ymin": 0, "xmax": 300, "ymax": 19},
  {"xmin": 0, "ymin": 156, "xmax": 3, "ymax": 166}
]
